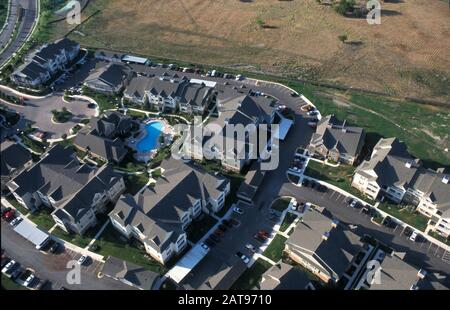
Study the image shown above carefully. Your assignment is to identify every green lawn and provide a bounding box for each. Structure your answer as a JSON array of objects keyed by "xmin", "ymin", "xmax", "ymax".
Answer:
[
  {"xmin": 93, "ymin": 223, "xmax": 168, "ymax": 274},
  {"xmin": 82, "ymin": 88, "xmax": 120, "ymax": 111},
  {"xmin": 378, "ymin": 202, "xmax": 428, "ymax": 232},
  {"xmin": 270, "ymin": 197, "xmax": 291, "ymax": 213},
  {"xmin": 230, "ymin": 259, "xmax": 272, "ymax": 290},
  {"xmin": 20, "ymin": 134, "xmax": 47, "ymax": 154},
  {"xmin": 1, "ymin": 274, "xmax": 27, "ymax": 290},
  {"xmin": 262, "ymin": 234, "xmax": 287, "ymax": 262},
  {"xmin": 51, "ymin": 108, "xmax": 73, "ymax": 123},
  {"xmin": 305, "ymin": 161, "xmax": 368, "ymax": 201},
  {"xmin": 28, "ymin": 208, "xmax": 55, "ymax": 231},
  {"xmin": 4, "ymin": 195, "xmax": 29, "ymax": 215},
  {"xmin": 428, "ymin": 230, "xmax": 450, "ymax": 246},
  {"xmin": 186, "ymin": 214, "xmax": 218, "ymax": 243},
  {"xmin": 127, "ymin": 109, "xmax": 147, "ymax": 119},
  {"xmin": 279, "ymin": 213, "xmax": 298, "ymax": 233},
  {"xmin": 52, "ymin": 226, "xmax": 97, "ymax": 249},
  {"xmin": 123, "ymin": 173, "xmax": 149, "ymax": 195}
]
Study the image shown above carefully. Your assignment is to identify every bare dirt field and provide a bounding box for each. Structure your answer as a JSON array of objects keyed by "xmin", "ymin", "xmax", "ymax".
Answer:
[{"xmin": 63, "ymin": 0, "xmax": 450, "ymax": 101}]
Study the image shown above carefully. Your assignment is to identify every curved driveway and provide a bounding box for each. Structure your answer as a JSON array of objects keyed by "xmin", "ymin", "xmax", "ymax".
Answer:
[
  {"xmin": 0, "ymin": 87, "xmax": 97, "ymax": 139},
  {"xmin": 0, "ymin": 0, "xmax": 38, "ymax": 68}
]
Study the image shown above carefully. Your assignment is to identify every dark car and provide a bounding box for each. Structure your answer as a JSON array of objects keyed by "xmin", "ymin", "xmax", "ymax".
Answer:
[
  {"xmin": 290, "ymin": 92, "xmax": 299, "ymax": 97},
  {"xmin": 1, "ymin": 256, "xmax": 10, "ymax": 269},
  {"xmin": 310, "ymin": 181, "xmax": 318, "ymax": 189},
  {"xmin": 254, "ymin": 234, "xmax": 266, "ymax": 242},
  {"xmin": 403, "ymin": 226, "xmax": 413, "ymax": 237},
  {"xmin": 229, "ymin": 218, "xmax": 239, "ymax": 227},
  {"xmin": 222, "ymin": 219, "xmax": 233, "ymax": 228},
  {"xmin": 50, "ymin": 242, "xmax": 61, "ymax": 254},
  {"xmin": 318, "ymin": 184, "xmax": 328, "ymax": 192},
  {"xmin": 210, "ymin": 234, "xmax": 220, "ymax": 243},
  {"xmin": 302, "ymin": 179, "xmax": 310, "ymax": 187},
  {"xmin": 218, "ymin": 224, "xmax": 228, "ymax": 232},
  {"xmin": 36, "ymin": 279, "xmax": 50, "ymax": 290},
  {"xmin": 214, "ymin": 229, "xmax": 225, "ymax": 237},
  {"xmin": 204, "ymin": 239, "xmax": 215, "ymax": 248}
]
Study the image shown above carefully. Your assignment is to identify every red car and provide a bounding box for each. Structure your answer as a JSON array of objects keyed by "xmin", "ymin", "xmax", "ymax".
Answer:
[
  {"xmin": 214, "ymin": 229, "xmax": 225, "ymax": 237},
  {"xmin": 3, "ymin": 210, "xmax": 15, "ymax": 221},
  {"xmin": 258, "ymin": 230, "xmax": 270, "ymax": 238}
]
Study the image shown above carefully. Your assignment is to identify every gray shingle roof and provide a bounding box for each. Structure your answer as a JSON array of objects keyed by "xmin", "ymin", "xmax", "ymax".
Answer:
[
  {"xmin": 101, "ymin": 256, "xmax": 160, "ymax": 290},
  {"xmin": 310, "ymin": 115, "xmax": 365, "ymax": 158},
  {"xmin": 1, "ymin": 141, "xmax": 31, "ymax": 177},
  {"xmin": 74, "ymin": 128, "xmax": 128, "ymax": 162},
  {"xmin": 260, "ymin": 262, "xmax": 311, "ymax": 290},
  {"xmin": 286, "ymin": 207, "xmax": 363, "ymax": 280},
  {"xmin": 109, "ymin": 158, "xmax": 229, "ymax": 252}
]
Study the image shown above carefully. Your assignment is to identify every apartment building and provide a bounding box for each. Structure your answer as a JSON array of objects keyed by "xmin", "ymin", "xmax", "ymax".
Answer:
[
  {"xmin": 11, "ymin": 38, "xmax": 80, "ymax": 87},
  {"xmin": 6, "ymin": 145, "xmax": 125, "ymax": 235},
  {"xmin": 352, "ymin": 137, "xmax": 450, "ymax": 237},
  {"xmin": 284, "ymin": 207, "xmax": 370, "ymax": 284},
  {"xmin": 109, "ymin": 158, "xmax": 230, "ymax": 264},
  {"xmin": 1, "ymin": 140, "xmax": 32, "ymax": 190},
  {"xmin": 74, "ymin": 111, "xmax": 135, "ymax": 163},
  {"xmin": 183, "ymin": 91, "xmax": 272, "ymax": 172},
  {"xmin": 84, "ymin": 63, "xmax": 133, "ymax": 95},
  {"xmin": 308, "ymin": 115, "xmax": 365, "ymax": 165}
]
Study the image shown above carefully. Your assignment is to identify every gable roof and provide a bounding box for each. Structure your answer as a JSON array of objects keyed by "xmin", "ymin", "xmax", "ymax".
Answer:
[
  {"xmin": 310, "ymin": 115, "xmax": 365, "ymax": 157},
  {"xmin": 1, "ymin": 141, "xmax": 31, "ymax": 177},
  {"xmin": 260, "ymin": 262, "xmax": 311, "ymax": 290}
]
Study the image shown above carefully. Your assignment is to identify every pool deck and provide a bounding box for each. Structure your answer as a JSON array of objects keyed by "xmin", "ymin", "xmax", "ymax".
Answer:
[{"xmin": 128, "ymin": 118, "xmax": 174, "ymax": 162}]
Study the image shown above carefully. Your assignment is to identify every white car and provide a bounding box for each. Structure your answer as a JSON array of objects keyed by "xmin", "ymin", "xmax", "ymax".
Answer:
[
  {"xmin": 77, "ymin": 255, "xmax": 89, "ymax": 265},
  {"xmin": 2, "ymin": 260, "xmax": 16, "ymax": 273},
  {"xmin": 349, "ymin": 200, "xmax": 358, "ymax": 208},
  {"xmin": 240, "ymin": 254, "xmax": 250, "ymax": 264},
  {"xmin": 410, "ymin": 231, "xmax": 419, "ymax": 242},
  {"xmin": 200, "ymin": 243, "xmax": 209, "ymax": 251},
  {"xmin": 233, "ymin": 207, "xmax": 244, "ymax": 215},
  {"xmin": 10, "ymin": 217, "xmax": 22, "ymax": 226},
  {"xmin": 24, "ymin": 274, "xmax": 36, "ymax": 287},
  {"xmin": 235, "ymin": 74, "xmax": 242, "ymax": 81},
  {"xmin": 245, "ymin": 244, "xmax": 256, "ymax": 253},
  {"xmin": 291, "ymin": 201, "xmax": 298, "ymax": 211}
]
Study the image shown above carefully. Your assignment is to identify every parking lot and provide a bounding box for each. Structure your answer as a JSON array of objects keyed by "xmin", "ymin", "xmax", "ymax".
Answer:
[
  {"xmin": 1, "ymin": 221, "xmax": 135, "ymax": 290},
  {"xmin": 281, "ymin": 182, "xmax": 450, "ymax": 279}
]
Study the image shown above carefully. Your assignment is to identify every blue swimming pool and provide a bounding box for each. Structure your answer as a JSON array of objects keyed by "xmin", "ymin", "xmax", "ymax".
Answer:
[{"xmin": 136, "ymin": 121, "xmax": 164, "ymax": 152}]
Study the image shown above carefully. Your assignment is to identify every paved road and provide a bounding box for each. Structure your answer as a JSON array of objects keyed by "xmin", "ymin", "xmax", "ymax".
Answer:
[
  {"xmin": 280, "ymin": 183, "xmax": 450, "ymax": 279},
  {"xmin": 0, "ymin": 0, "xmax": 37, "ymax": 67},
  {"xmin": 0, "ymin": 0, "xmax": 19, "ymax": 47},
  {"xmin": 1, "ymin": 222, "xmax": 136, "ymax": 290},
  {"xmin": 0, "ymin": 88, "xmax": 97, "ymax": 139}
]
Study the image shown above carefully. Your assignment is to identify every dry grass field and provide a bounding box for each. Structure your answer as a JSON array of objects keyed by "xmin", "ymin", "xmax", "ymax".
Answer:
[{"xmin": 64, "ymin": 0, "xmax": 450, "ymax": 100}]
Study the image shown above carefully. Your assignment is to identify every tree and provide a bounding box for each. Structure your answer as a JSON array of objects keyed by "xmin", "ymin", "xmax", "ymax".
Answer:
[
  {"xmin": 338, "ymin": 34, "xmax": 348, "ymax": 43},
  {"xmin": 61, "ymin": 133, "xmax": 67, "ymax": 140},
  {"xmin": 335, "ymin": 0, "xmax": 356, "ymax": 15}
]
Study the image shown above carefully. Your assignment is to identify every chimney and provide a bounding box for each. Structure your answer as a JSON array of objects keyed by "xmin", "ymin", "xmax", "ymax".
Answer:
[
  {"xmin": 405, "ymin": 161, "xmax": 412, "ymax": 168},
  {"xmin": 442, "ymin": 175, "xmax": 449, "ymax": 184},
  {"xmin": 417, "ymin": 269, "xmax": 427, "ymax": 279},
  {"xmin": 322, "ymin": 231, "xmax": 330, "ymax": 241}
]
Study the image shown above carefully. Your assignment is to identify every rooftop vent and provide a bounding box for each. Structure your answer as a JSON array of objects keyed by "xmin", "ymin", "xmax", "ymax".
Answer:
[
  {"xmin": 331, "ymin": 219, "xmax": 339, "ymax": 228},
  {"xmin": 405, "ymin": 161, "xmax": 412, "ymax": 168},
  {"xmin": 442, "ymin": 175, "xmax": 449, "ymax": 184},
  {"xmin": 322, "ymin": 231, "xmax": 331, "ymax": 241},
  {"xmin": 417, "ymin": 269, "xmax": 427, "ymax": 279}
]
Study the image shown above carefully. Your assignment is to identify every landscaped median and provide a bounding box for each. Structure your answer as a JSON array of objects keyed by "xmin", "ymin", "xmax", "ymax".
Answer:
[
  {"xmin": 377, "ymin": 201, "xmax": 429, "ymax": 232},
  {"xmin": 270, "ymin": 197, "xmax": 292, "ymax": 213},
  {"xmin": 262, "ymin": 234, "xmax": 287, "ymax": 262},
  {"xmin": 230, "ymin": 258, "xmax": 273, "ymax": 290},
  {"xmin": 279, "ymin": 213, "xmax": 298, "ymax": 233}
]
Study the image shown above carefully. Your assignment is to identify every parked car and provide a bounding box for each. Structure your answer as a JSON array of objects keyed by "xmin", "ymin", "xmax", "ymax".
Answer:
[
  {"xmin": 235, "ymin": 74, "xmax": 242, "ymax": 81},
  {"xmin": 2, "ymin": 260, "xmax": 17, "ymax": 274},
  {"xmin": 204, "ymin": 239, "xmax": 215, "ymax": 247},
  {"xmin": 214, "ymin": 229, "xmax": 225, "ymax": 237},
  {"xmin": 229, "ymin": 218, "xmax": 239, "ymax": 227},
  {"xmin": 236, "ymin": 252, "xmax": 250, "ymax": 264},
  {"xmin": 410, "ymin": 231, "xmax": 419, "ymax": 242},
  {"xmin": 245, "ymin": 244, "xmax": 257, "ymax": 253},
  {"xmin": 200, "ymin": 243, "xmax": 209, "ymax": 251},
  {"xmin": 258, "ymin": 230, "xmax": 270, "ymax": 238},
  {"xmin": 77, "ymin": 255, "xmax": 89, "ymax": 265},
  {"xmin": 9, "ymin": 267, "xmax": 23, "ymax": 280},
  {"xmin": 2, "ymin": 209, "xmax": 15, "ymax": 221},
  {"xmin": 1, "ymin": 207, "xmax": 11, "ymax": 217},
  {"xmin": 210, "ymin": 234, "xmax": 220, "ymax": 243},
  {"xmin": 24, "ymin": 273, "xmax": 36, "ymax": 287},
  {"xmin": 318, "ymin": 184, "xmax": 328, "ymax": 193},
  {"xmin": 222, "ymin": 219, "xmax": 233, "ymax": 228},
  {"xmin": 1, "ymin": 255, "xmax": 10, "ymax": 269},
  {"xmin": 49, "ymin": 242, "xmax": 61, "ymax": 254},
  {"xmin": 348, "ymin": 199, "xmax": 358, "ymax": 208},
  {"xmin": 10, "ymin": 217, "xmax": 23, "ymax": 226},
  {"xmin": 290, "ymin": 92, "xmax": 299, "ymax": 97},
  {"xmin": 253, "ymin": 234, "xmax": 266, "ymax": 242},
  {"xmin": 36, "ymin": 279, "xmax": 50, "ymax": 290},
  {"xmin": 403, "ymin": 226, "xmax": 413, "ymax": 237},
  {"xmin": 233, "ymin": 207, "xmax": 244, "ymax": 215},
  {"xmin": 218, "ymin": 224, "xmax": 228, "ymax": 232},
  {"xmin": 302, "ymin": 179, "xmax": 310, "ymax": 187}
]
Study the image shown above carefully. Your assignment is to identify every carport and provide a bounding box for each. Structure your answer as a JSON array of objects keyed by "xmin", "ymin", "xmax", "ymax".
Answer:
[
  {"xmin": 166, "ymin": 243, "xmax": 210, "ymax": 283},
  {"xmin": 13, "ymin": 220, "xmax": 50, "ymax": 250}
]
